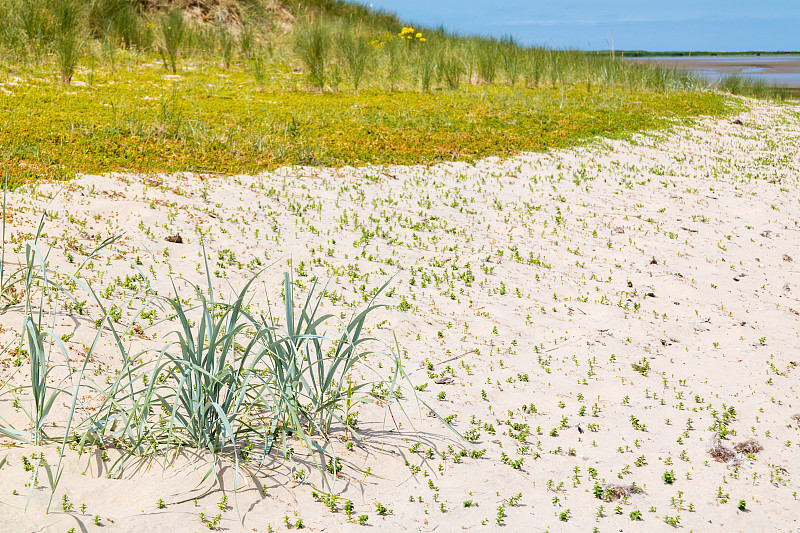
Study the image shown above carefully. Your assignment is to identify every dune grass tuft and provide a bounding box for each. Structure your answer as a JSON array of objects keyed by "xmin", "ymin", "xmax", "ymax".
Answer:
[{"xmin": 0, "ymin": 195, "xmax": 421, "ymax": 504}]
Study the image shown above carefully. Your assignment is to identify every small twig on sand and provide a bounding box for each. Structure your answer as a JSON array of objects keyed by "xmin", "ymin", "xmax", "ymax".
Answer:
[{"xmin": 437, "ymin": 349, "xmax": 477, "ymax": 365}]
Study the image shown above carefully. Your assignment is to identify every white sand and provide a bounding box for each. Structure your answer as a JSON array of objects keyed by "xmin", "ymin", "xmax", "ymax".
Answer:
[{"xmin": 1, "ymin": 97, "xmax": 799, "ymax": 532}]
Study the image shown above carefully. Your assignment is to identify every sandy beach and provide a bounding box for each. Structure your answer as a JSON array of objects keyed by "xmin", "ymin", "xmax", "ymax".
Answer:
[{"xmin": 1, "ymin": 97, "xmax": 799, "ymax": 532}]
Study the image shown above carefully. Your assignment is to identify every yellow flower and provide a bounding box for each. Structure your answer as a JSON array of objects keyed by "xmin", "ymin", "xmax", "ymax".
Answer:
[
  {"xmin": 419, "ymin": 37, "xmax": 426, "ymax": 42},
  {"xmin": 416, "ymin": 33, "xmax": 422, "ymax": 38}
]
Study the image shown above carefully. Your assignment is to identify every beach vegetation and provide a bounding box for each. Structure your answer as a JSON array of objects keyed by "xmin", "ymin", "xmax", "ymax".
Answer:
[{"xmin": 0, "ymin": 0, "xmax": 743, "ymax": 188}]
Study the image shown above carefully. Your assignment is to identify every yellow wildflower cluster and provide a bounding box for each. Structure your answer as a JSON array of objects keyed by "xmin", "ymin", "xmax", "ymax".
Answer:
[{"xmin": 398, "ymin": 27, "xmax": 426, "ymax": 42}]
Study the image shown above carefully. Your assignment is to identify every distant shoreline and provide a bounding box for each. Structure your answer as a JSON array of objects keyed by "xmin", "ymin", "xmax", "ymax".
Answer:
[
  {"xmin": 592, "ymin": 50, "xmax": 799, "ymax": 57},
  {"xmin": 619, "ymin": 55, "xmax": 800, "ymax": 88}
]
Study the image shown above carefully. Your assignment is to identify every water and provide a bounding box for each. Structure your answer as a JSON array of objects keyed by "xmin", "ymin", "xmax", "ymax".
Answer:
[{"xmin": 628, "ymin": 55, "xmax": 800, "ymax": 87}]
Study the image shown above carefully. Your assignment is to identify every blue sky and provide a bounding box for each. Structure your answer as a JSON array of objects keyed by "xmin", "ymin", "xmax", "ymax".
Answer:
[{"xmin": 360, "ymin": 1, "xmax": 799, "ymax": 51}]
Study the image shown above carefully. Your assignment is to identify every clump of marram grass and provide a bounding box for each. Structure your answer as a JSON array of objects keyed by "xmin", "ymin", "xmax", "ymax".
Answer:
[
  {"xmin": 293, "ymin": 17, "xmax": 331, "ymax": 90},
  {"xmin": 437, "ymin": 44, "xmax": 462, "ymax": 90},
  {"xmin": 499, "ymin": 36, "xmax": 520, "ymax": 87},
  {"xmin": 217, "ymin": 24, "xmax": 235, "ymax": 69},
  {"xmin": 382, "ymin": 35, "xmax": 404, "ymax": 90},
  {"xmin": 334, "ymin": 22, "xmax": 371, "ymax": 92},
  {"xmin": 88, "ymin": 0, "xmax": 144, "ymax": 50},
  {"xmin": 0, "ymin": 197, "xmax": 430, "ymax": 507},
  {"xmin": 51, "ymin": 0, "xmax": 85, "ymax": 84},
  {"xmin": 239, "ymin": 22, "xmax": 255, "ymax": 58},
  {"xmin": 476, "ymin": 39, "xmax": 498, "ymax": 84},
  {"xmin": 81, "ymin": 268, "xmax": 424, "ymax": 493},
  {"xmin": 416, "ymin": 42, "xmax": 436, "ymax": 92},
  {"xmin": 159, "ymin": 7, "xmax": 186, "ymax": 73}
]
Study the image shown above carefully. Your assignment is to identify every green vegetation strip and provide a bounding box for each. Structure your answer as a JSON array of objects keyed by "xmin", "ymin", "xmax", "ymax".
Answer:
[{"xmin": 0, "ymin": 63, "xmax": 729, "ymax": 186}]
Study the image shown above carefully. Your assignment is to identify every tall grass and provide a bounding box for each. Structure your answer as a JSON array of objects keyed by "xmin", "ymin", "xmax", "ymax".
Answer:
[
  {"xmin": 335, "ymin": 23, "xmax": 371, "ymax": 91},
  {"xmin": 384, "ymin": 36, "xmax": 403, "ymax": 90},
  {"xmin": 439, "ymin": 45, "xmax": 462, "ymax": 90},
  {"xmin": 477, "ymin": 40, "xmax": 498, "ymax": 84},
  {"xmin": 0, "ymin": 0, "xmax": 785, "ymax": 99},
  {"xmin": 17, "ymin": 1, "xmax": 51, "ymax": 56},
  {"xmin": 159, "ymin": 7, "xmax": 186, "ymax": 73},
  {"xmin": 217, "ymin": 25, "xmax": 235, "ymax": 69},
  {"xmin": 293, "ymin": 17, "xmax": 331, "ymax": 90},
  {"xmin": 417, "ymin": 43, "xmax": 436, "ymax": 92},
  {"xmin": 715, "ymin": 74, "xmax": 787, "ymax": 99},
  {"xmin": 240, "ymin": 22, "xmax": 255, "ymax": 59},
  {"xmin": 0, "ymin": 208, "xmax": 121, "ymax": 446},
  {"xmin": 283, "ymin": 5, "xmax": 712, "ymax": 95},
  {"xmin": 252, "ymin": 48, "xmax": 268, "ymax": 84},
  {"xmin": 89, "ymin": 0, "xmax": 142, "ymax": 49},
  {"xmin": 523, "ymin": 51, "xmax": 542, "ymax": 87},
  {"xmin": 500, "ymin": 36, "xmax": 520, "ymax": 86},
  {"xmin": 20, "ymin": 319, "xmax": 60, "ymax": 446},
  {"xmin": 150, "ymin": 276, "xmax": 268, "ymax": 455},
  {"xmin": 51, "ymin": 0, "xmax": 84, "ymax": 84}
]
